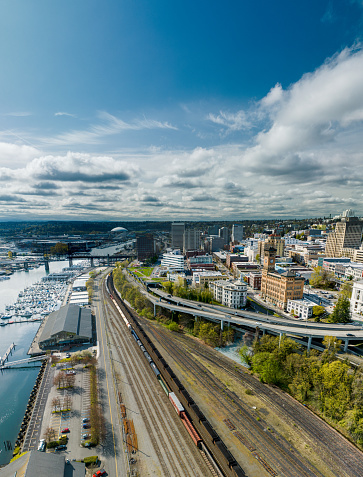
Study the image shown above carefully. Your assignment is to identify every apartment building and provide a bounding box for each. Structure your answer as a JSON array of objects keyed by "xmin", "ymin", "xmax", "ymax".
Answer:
[
  {"xmin": 350, "ymin": 280, "xmax": 363, "ymax": 316},
  {"xmin": 210, "ymin": 279, "xmax": 247, "ymax": 308}
]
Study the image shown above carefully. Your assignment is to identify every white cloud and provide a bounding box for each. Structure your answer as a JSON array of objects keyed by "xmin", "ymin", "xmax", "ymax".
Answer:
[
  {"xmin": 44, "ymin": 111, "xmax": 177, "ymax": 146},
  {"xmin": 54, "ymin": 112, "xmax": 76, "ymax": 117}
]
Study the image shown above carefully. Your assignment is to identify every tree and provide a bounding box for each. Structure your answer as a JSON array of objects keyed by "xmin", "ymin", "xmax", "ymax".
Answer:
[
  {"xmin": 313, "ymin": 305, "xmax": 325, "ymax": 319},
  {"xmin": 340, "ymin": 281, "xmax": 353, "ymax": 299},
  {"xmin": 51, "ymin": 397, "xmax": 61, "ymax": 412},
  {"xmin": 44, "ymin": 427, "xmax": 56, "ymax": 443},
  {"xmin": 239, "ymin": 345, "xmax": 252, "ymax": 366},
  {"xmin": 50, "ymin": 242, "xmax": 68, "ymax": 256},
  {"xmin": 328, "ymin": 296, "xmax": 351, "ymax": 323},
  {"xmin": 7, "ymin": 251, "xmax": 13, "ymax": 259},
  {"xmin": 309, "ymin": 266, "xmax": 335, "ymax": 289}
]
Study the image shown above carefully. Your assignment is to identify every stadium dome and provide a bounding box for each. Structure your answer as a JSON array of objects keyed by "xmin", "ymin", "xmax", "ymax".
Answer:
[{"xmin": 111, "ymin": 227, "xmax": 128, "ymax": 233}]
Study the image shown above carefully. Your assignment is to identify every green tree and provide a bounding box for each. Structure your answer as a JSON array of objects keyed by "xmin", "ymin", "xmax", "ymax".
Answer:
[
  {"xmin": 313, "ymin": 305, "xmax": 325, "ymax": 318},
  {"xmin": 252, "ymin": 352, "xmax": 283, "ymax": 384},
  {"xmin": 7, "ymin": 251, "xmax": 13, "ymax": 259},
  {"xmin": 239, "ymin": 345, "xmax": 252, "ymax": 366},
  {"xmin": 50, "ymin": 242, "xmax": 68, "ymax": 255},
  {"xmin": 328, "ymin": 296, "xmax": 351, "ymax": 323},
  {"xmin": 309, "ymin": 266, "xmax": 335, "ymax": 289},
  {"xmin": 340, "ymin": 281, "xmax": 353, "ymax": 299}
]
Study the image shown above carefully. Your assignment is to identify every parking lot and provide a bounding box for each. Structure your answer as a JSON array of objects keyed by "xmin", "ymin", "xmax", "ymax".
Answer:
[{"xmin": 39, "ymin": 351, "xmax": 99, "ymax": 463}]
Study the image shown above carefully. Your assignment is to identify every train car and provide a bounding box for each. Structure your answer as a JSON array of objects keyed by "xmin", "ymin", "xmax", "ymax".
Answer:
[
  {"xmin": 201, "ymin": 421, "xmax": 220, "ymax": 443},
  {"xmin": 169, "ymin": 392, "xmax": 184, "ymax": 416},
  {"xmin": 157, "ymin": 376, "xmax": 169, "ymax": 395},
  {"xmin": 215, "ymin": 441, "xmax": 237, "ymax": 468},
  {"xmin": 144, "ymin": 351, "xmax": 153, "ymax": 363},
  {"xmin": 150, "ymin": 363, "xmax": 160, "ymax": 377},
  {"xmin": 190, "ymin": 403, "xmax": 206, "ymax": 422},
  {"xmin": 172, "ymin": 377, "xmax": 184, "ymax": 392},
  {"xmin": 181, "ymin": 414, "xmax": 202, "ymax": 447},
  {"xmin": 181, "ymin": 389, "xmax": 194, "ymax": 406}
]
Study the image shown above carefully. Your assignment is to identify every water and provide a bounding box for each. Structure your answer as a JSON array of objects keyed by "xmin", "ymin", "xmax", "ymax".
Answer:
[
  {"xmin": 215, "ymin": 338, "xmax": 246, "ymax": 365},
  {"xmin": 0, "ymin": 260, "xmax": 69, "ymax": 466}
]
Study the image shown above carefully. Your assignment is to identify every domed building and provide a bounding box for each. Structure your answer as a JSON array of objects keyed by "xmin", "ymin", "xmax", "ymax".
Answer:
[{"xmin": 111, "ymin": 226, "xmax": 128, "ymax": 233}]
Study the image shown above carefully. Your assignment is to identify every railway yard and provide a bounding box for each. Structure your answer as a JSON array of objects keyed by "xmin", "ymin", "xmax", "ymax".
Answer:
[
  {"xmin": 105, "ymin": 272, "xmax": 363, "ymax": 477},
  {"xmin": 100, "ymin": 279, "xmax": 215, "ymax": 477}
]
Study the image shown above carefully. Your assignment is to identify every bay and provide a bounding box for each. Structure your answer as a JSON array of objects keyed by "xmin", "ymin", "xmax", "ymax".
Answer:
[{"xmin": 0, "ymin": 260, "xmax": 70, "ymax": 466}]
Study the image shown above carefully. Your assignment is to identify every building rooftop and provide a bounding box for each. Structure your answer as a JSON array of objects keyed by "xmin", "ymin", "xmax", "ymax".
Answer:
[{"xmin": 39, "ymin": 304, "xmax": 92, "ymax": 344}]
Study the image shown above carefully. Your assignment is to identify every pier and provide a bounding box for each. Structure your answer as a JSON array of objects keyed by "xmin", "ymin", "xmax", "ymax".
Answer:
[{"xmin": 0, "ymin": 343, "xmax": 15, "ymax": 366}]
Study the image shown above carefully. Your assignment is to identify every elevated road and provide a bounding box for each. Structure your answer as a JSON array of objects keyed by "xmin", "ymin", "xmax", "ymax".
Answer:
[{"xmin": 144, "ymin": 288, "xmax": 363, "ymax": 352}]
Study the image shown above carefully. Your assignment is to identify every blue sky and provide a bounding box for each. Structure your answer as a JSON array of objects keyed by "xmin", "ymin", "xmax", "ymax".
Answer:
[{"xmin": 0, "ymin": 0, "xmax": 363, "ymax": 220}]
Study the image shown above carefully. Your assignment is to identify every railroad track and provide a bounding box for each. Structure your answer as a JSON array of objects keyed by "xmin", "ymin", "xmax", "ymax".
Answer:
[
  {"xmin": 141, "ymin": 321, "xmax": 320, "ymax": 477},
  {"xmin": 102, "ymin": 291, "xmax": 212, "ymax": 477},
  {"xmin": 176, "ymin": 336, "xmax": 363, "ymax": 477}
]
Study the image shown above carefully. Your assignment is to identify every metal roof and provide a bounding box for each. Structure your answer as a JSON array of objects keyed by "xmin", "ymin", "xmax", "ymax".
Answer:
[{"xmin": 39, "ymin": 304, "xmax": 92, "ymax": 344}]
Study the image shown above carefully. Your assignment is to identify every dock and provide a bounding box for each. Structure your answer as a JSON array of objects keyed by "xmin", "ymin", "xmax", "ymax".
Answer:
[{"xmin": 0, "ymin": 343, "xmax": 15, "ymax": 366}]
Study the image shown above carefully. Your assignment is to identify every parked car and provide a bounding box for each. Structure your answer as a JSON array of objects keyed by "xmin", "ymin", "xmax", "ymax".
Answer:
[
  {"xmin": 65, "ymin": 353, "xmax": 71, "ymax": 358},
  {"xmin": 55, "ymin": 445, "xmax": 67, "ymax": 451},
  {"xmin": 82, "ymin": 433, "xmax": 91, "ymax": 439},
  {"xmin": 82, "ymin": 417, "xmax": 90, "ymax": 423},
  {"xmin": 61, "ymin": 427, "xmax": 70, "ymax": 433},
  {"xmin": 83, "ymin": 424, "xmax": 90, "ymax": 429},
  {"xmin": 92, "ymin": 470, "xmax": 106, "ymax": 477}
]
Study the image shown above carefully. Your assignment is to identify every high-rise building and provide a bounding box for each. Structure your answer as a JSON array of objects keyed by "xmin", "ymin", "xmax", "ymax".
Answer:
[
  {"xmin": 219, "ymin": 227, "xmax": 229, "ymax": 245},
  {"xmin": 325, "ymin": 213, "xmax": 363, "ymax": 258},
  {"xmin": 183, "ymin": 229, "xmax": 202, "ymax": 253},
  {"xmin": 258, "ymin": 234, "xmax": 285, "ymax": 261},
  {"xmin": 231, "ymin": 224, "xmax": 244, "ymax": 243},
  {"xmin": 171, "ymin": 223, "xmax": 185, "ymax": 250},
  {"xmin": 136, "ymin": 234, "xmax": 154, "ymax": 261}
]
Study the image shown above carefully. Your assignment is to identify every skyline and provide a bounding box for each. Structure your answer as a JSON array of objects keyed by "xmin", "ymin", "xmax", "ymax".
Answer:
[{"xmin": 1, "ymin": 1, "xmax": 363, "ymax": 220}]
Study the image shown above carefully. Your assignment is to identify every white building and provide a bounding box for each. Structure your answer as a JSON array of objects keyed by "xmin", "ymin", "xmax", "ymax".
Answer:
[
  {"xmin": 345, "ymin": 263, "xmax": 363, "ymax": 280},
  {"xmin": 161, "ymin": 250, "xmax": 185, "ymax": 271},
  {"xmin": 351, "ymin": 280, "xmax": 363, "ymax": 316},
  {"xmin": 286, "ymin": 299, "xmax": 315, "ymax": 320},
  {"xmin": 209, "ymin": 279, "xmax": 247, "ymax": 309}
]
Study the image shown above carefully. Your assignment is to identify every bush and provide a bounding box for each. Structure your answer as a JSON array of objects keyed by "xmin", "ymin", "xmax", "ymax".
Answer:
[{"xmin": 84, "ymin": 456, "xmax": 98, "ymax": 466}]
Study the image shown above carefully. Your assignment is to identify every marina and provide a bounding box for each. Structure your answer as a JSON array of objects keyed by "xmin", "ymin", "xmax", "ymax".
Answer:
[{"xmin": 0, "ymin": 259, "xmax": 90, "ymax": 466}]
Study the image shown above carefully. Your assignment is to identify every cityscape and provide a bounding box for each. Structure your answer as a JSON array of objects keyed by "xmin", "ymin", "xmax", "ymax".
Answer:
[
  {"xmin": 1, "ymin": 1, "xmax": 363, "ymax": 477},
  {"xmin": 0, "ymin": 213, "xmax": 362, "ymax": 476}
]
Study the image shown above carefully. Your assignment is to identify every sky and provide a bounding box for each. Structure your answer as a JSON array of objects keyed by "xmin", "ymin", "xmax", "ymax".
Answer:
[{"xmin": 0, "ymin": 0, "xmax": 363, "ymax": 221}]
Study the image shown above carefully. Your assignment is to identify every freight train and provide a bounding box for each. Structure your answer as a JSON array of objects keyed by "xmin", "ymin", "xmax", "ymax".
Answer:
[{"xmin": 106, "ymin": 273, "xmax": 246, "ymax": 477}]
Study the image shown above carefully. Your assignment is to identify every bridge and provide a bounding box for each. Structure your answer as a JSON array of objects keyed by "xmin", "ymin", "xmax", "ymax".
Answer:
[
  {"xmin": 0, "ymin": 355, "xmax": 47, "ymax": 370},
  {"xmin": 141, "ymin": 287, "xmax": 363, "ymax": 353}
]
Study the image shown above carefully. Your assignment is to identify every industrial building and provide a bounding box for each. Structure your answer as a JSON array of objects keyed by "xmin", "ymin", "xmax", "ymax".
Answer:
[{"xmin": 38, "ymin": 304, "xmax": 94, "ymax": 350}]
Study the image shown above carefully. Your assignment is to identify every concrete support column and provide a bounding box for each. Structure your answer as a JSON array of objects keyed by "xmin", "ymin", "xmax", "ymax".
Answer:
[
  {"xmin": 344, "ymin": 339, "xmax": 349, "ymax": 353},
  {"xmin": 262, "ymin": 328, "xmax": 266, "ymax": 335},
  {"xmin": 107, "ymin": 254, "xmax": 110, "ymax": 266},
  {"xmin": 307, "ymin": 335, "xmax": 312, "ymax": 351},
  {"xmin": 24, "ymin": 262, "xmax": 28, "ymax": 270},
  {"xmin": 90, "ymin": 257, "xmax": 94, "ymax": 267},
  {"xmin": 153, "ymin": 303, "xmax": 156, "ymax": 317},
  {"xmin": 69, "ymin": 257, "xmax": 73, "ymax": 267},
  {"xmin": 44, "ymin": 259, "xmax": 49, "ymax": 273},
  {"xmin": 221, "ymin": 320, "xmax": 224, "ymax": 331}
]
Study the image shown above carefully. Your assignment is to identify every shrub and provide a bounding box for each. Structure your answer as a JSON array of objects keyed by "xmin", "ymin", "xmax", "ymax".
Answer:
[{"xmin": 84, "ymin": 456, "xmax": 98, "ymax": 466}]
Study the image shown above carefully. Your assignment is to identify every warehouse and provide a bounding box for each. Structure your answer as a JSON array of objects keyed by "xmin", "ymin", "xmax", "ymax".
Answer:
[{"xmin": 38, "ymin": 304, "xmax": 94, "ymax": 350}]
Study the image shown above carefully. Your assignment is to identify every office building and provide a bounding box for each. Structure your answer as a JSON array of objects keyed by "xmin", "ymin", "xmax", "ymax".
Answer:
[
  {"xmin": 171, "ymin": 223, "xmax": 185, "ymax": 250},
  {"xmin": 161, "ymin": 249, "xmax": 184, "ymax": 271},
  {"xmin": 325, "ymin": 211, "xmax": 363, "ymax": 258},
  {"xmin": 210, "ymin": 279, "xmax": 247, "ymax": 308},
  {"xmin": 183, "ymin": 228, "xmax": 201, "ymax": 253},
  {"xmin": 231, "ymin": 224, "xmax": 244, "ymax": 243},
  {"xmin": 261, "ymin": 247, "xmax": 304, "ymax": 310},
  {"xmin": 136, "ymin": 234, "xmax": 155, "ymax": 261},
  {"xmin": 219, "ymin": 227, "xmax": 230, "ymax": 245}
]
